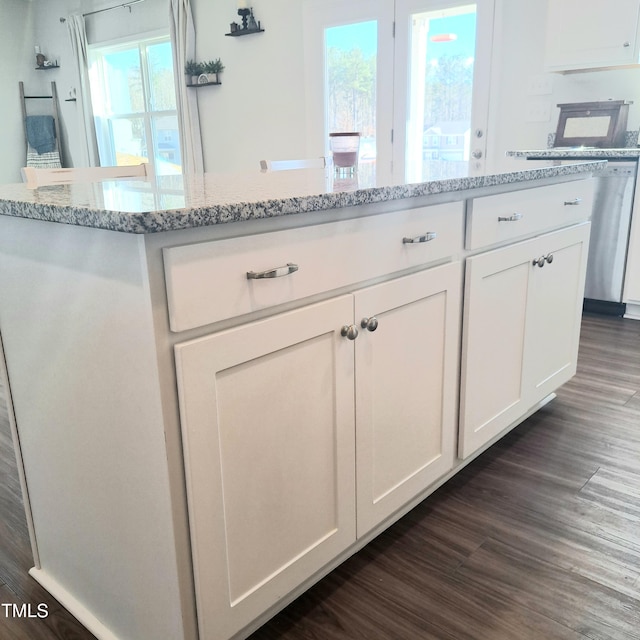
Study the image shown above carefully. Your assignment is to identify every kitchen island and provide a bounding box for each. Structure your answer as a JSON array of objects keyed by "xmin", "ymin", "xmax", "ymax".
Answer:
[{"xmin": 0, "ymin": 160, "xmax": 604, "ymax": 640}]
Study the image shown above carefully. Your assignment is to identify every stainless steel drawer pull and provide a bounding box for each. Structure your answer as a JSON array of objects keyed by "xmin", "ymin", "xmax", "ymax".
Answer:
[
  {"xmin": 498, "ymin": 213, "xmax": 523, "ymax": 222},
  {"xmin": 247, "ymin": 263, "xmax": 299, "ymax": 279},
  {"xmin": 402, "ymin": 231, "xmax": 437, "ymax": 244},
  {"xmin": 564, "ymin": 198, "xmax": 582, "ymax": 206}
]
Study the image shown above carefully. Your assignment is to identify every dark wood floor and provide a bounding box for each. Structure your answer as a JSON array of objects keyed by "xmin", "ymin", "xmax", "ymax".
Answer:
[{"xmin": 1, "ymin": 313, "xmax": 639, "ymax": 640}]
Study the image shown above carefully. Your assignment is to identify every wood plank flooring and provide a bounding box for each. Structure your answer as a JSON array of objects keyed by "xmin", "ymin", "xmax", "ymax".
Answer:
[
  {"xmin": 249, "ymin": 313, "xmax": 640, "ymax": 640},
  {"xmin": 0, "ymin": 313, "xmax": 639, "ymax": 640}
]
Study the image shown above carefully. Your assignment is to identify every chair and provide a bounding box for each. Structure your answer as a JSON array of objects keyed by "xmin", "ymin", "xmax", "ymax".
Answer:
[
  {"xmin": 259, "ymin": 158, "xmax": 327, "ymax": 172},
  {"xmin": 21, "ymin": 163, "xmax": 150, "ymax": 188}
]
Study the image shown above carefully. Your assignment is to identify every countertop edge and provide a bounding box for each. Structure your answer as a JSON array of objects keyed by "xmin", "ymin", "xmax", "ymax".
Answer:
[
  {"xmin": 0, "ymin": 161, "xmax": 607, "ymax": 234},
  {"xmin": 508, "ymin": 149, "xmax": 640, "ymax": 159}
]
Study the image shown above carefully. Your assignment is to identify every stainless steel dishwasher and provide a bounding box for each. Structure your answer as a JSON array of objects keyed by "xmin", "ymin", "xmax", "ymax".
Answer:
[{"xmin": 584, "ymin": 160, "xmax": 638, "ymax": 315}]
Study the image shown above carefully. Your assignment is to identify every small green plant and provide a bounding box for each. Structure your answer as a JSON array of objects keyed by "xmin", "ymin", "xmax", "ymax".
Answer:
[
  {"xmin": 211, "ymin": 58, "xmax": 225, "ymax": 74},
  {"xmin": 184, "ymin": 59, "xmax": 202, "ymax": 76},
  {"xmin": 202, "ymin": 60, "xmax": 218, "ymax": 74}
]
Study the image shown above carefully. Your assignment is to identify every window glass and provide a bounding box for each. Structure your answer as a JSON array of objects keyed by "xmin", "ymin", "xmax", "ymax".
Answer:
[
  {"xmin": 405, "ymin": 4, "xmax": 477, "ymax": 180},
  {"xmin": 325, "ymin": 20, "xmax": 377, "ymax": 165},
  {"xmin": 89, "ymin": 36, "xmax": 180, "ymax": 174}
]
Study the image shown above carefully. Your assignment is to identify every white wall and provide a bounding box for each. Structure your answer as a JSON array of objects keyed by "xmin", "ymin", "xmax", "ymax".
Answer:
[
  {"xmin": 0, "ymin": 0, "xmax": 37, "ymax": 184},
  {"xmin": 191, "ymin": 0, "xmax": 308, "ymax": 173},
  {"xmin": 489, "ymin": 0, "xmax": 640, "ymax": 172}
]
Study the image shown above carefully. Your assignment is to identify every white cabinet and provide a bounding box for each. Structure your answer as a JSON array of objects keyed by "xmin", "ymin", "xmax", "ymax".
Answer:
[
  {"xmin": 524, "ymin": 224, "xmax": 591, "ymax": 403},
  {"xmin": 354, "ymin": 264, "xmax": 461, "ymax": 537},
  {"xmin": 459, "ymin": 222, "xmax": 590, "ymax": 459},
  {"xmin": 174, "ymin": 264, "xmax": 461, "ymax": 638},
  {"xmin": 545, "ymin": 0, "xmax": 640, "ymax": 71},
  {"xmin": 174, "ymin": 296, "xmax": 357, "ymax": 640}
]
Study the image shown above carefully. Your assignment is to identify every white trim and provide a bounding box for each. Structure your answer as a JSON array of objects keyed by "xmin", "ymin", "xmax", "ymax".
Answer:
[
  {"xmin": 29, "ymin": 568, "xmax": 120, "ymax": 640},
  {"xmin": 624, "ymin": 301, "xmax": 640, "ymax": 320},
  {"xmin": 86, "ymin": 28, "xmax": 169, "ymax": 51}
]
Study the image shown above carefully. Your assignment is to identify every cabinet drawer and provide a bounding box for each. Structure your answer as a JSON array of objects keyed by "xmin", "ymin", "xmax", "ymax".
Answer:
[
  {"xmin": 466, "ymin": 179, "xmax": 594, "ymax": 251},
  {"xmin": 164, "ymin": 203, "xmax": 463, "ymax": 332}
]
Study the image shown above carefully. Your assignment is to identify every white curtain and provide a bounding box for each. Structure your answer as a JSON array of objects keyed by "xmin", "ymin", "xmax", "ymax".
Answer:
[
  {"xmin": 170, "ymin": 0, "xmax": 204, "ymax": 174},
  {"xmin": 66, "ymin": 15, "xmax": 100, "ymax": 167}
]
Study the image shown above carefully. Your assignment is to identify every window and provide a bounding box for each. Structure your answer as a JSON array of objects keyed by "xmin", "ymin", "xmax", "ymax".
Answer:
[{"xmin": 88, "ymin": 35, "xmax": 181, "ymax": 175}]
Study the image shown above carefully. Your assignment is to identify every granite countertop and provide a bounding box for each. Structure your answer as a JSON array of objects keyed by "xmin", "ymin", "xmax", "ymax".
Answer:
[
  {"xmin": 508, "ymin": 148, "xmax": 640, "ymax": 159},
  {"xmin": 0, "ymin": 161, "xmax": 607, "ymax": 234}
]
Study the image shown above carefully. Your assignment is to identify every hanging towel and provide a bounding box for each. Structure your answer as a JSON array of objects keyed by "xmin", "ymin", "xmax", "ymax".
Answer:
[
  {"xmin": 25, "ymin": 115, "xmax": 56, "ymax": 154},
  {"xmin": 26, "ymin": 149, "xmax": 61, "ymax": 168}
]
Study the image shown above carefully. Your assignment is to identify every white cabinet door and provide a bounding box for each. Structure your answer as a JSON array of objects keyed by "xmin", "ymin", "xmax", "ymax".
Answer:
[
  {"xmin": 175, "ymin": 296, "xmax": 356, "ymax": 640},
  {"xmin": 545, "ymin": 0, "xmax": 640, "ymax": 71},
  {"xmin": 459, "ymin": 240, "xmax": 532, "ymax": 459},
  {"xmin": 525, "ymin": 223, "xmax": 590, "ymax": 404},
  {"xmin": 354, "ymin": 264, "xmax": 461, "ymax": 536},
  {"xmin": 460, "ymin": 223, "xmax": 591, "ymax": 460}
]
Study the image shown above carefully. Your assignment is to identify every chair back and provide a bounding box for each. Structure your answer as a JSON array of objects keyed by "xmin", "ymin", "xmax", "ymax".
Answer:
[
  {"xmin": 21, "ymin": 163, "xmax": 149, "ymax": 187},
  {"xmin": 260, "ymin": 158, "xmax": 327, "ymax": 172}
]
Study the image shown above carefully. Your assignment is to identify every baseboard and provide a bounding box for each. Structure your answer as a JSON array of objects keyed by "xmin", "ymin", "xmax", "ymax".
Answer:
[
  {"xmin": 583, "ymin": 298, "xmax": 626, "ymax": 316},
  {"xmin": 28, "ymin": 568, "xmax": 119, "ymax": 640},
  {"xmin": 624, "ymin": 301, "xmax": 640, "ymax": 320}
]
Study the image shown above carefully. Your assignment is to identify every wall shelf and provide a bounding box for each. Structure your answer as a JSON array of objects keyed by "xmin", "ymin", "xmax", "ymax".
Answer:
[
  {"xmin": 186, "ymin": 82, "xmax": 222, "ymax": 88},
  {"xmin": 35, "ymin": 65, "xmax": 60, "ymax": 71},
  {"xmin": 225, "ymin": 28, "xmax": 264, "ymax": 37}
]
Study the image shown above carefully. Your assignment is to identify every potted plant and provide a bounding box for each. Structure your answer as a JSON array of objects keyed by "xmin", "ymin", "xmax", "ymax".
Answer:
[
  {"xmin": 184, "ymin": 60, "xmax": 202, "ymax": 85},
  {"xmin": 212, "ymin": 58, "xmax": 225, "ymax": 84},
  {"xmin": 202, "ymin": 60, "xmax": 219, "ymax": 84}
]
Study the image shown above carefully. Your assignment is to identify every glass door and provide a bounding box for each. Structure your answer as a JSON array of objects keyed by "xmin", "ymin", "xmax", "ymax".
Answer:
[
  {"xmin": 394, "ymin": 0, "xmax": 495, "ymax": 181},
  {"xmin": 304, "ymin": 0, "xmax": 494, "ymax": 183},
  {"xmin": 303, "ymin": 0, "xmax": 394, "ymax": 183}
]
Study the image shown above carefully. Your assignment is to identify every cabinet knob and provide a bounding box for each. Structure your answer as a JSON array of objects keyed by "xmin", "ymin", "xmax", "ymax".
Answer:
[
  {"xmin": 361, "ymin": 317, "xmax": 379, "ymax": 332},
  {"xmin": 545, "ymin": 253, "xmax": 554, "ymax": 264},
  {"xmin": 340, "ymin": 325, "xmax": 359, "ymax": 340},
  {"xmin": 532, "ymin": 256, "xmax": 546, "ymax": 268},
  {"xmin": 471, "ymin": 149, "xmax": 483, "ymax": 159},
  {"xmin": 564, "ymin": 198, "xmax": 582, "ymax": 206},
  {"xmin": 623, "ymin": 41, "xmax": 631, "ymax": 47}
]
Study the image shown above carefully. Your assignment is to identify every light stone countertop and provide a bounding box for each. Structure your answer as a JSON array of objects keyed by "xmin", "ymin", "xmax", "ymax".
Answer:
[
  {"xmin": 0, "ymin": 161, "xmax": 607, "ymax": 234},
  {"xmin": 507, "ymin": 148, "xmax": 640, "ymax": 159}
]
